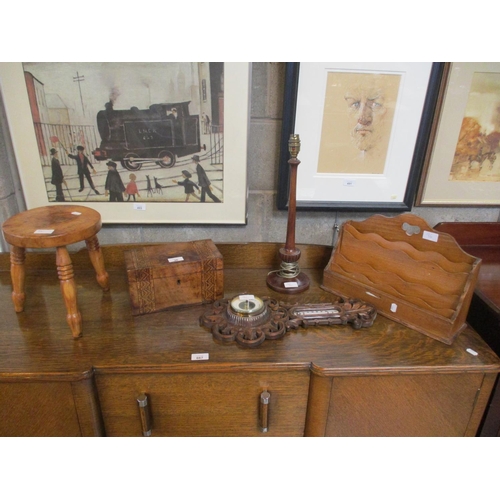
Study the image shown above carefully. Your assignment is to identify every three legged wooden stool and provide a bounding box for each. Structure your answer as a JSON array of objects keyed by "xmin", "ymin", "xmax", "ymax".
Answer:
[{"xmin": 2, "ymin": 205, "xmax": 109, "ymax": 338}]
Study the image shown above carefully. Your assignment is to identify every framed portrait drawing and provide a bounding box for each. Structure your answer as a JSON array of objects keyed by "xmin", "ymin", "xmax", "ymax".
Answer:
[
  {"xmin": 277, "ymin": 62, "xmax": 444, "ymax": 211},
  {"xmin": 0, "ymin": 62, "xmax": 250, "ymax": 224},
  {"xmin": 416, "ymin": 62, "xmax": 500, "ymax": 206}
]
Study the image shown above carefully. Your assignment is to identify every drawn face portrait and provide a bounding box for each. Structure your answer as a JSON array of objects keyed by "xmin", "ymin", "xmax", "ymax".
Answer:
[
  {"xmin": 344, "ymin": 88, "xmax": 387, "ymax": 152},
  {"xmin": 318, "ymin": 71, "xmax": 400, "ymax": 175}
]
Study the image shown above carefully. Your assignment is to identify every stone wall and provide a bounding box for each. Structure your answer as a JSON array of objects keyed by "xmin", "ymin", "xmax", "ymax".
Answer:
[{"xmin": 1, "ymin": 63, "xmax": 499, "ymax": 252}]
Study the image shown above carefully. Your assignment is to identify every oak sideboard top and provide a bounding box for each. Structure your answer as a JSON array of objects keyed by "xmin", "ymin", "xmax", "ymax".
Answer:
[{"xmin": 0, "ymin": 242, "xmax": 498, "ymax": 380}]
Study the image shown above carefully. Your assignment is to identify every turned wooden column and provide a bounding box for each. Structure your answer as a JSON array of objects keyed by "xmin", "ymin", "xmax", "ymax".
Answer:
[
  {"xmin": 266, "ymin": 134, "xmax": 309, "ymax": 294},
  {"xmin": 9, "ymin": 245, "xmax": 26, "ymax": 313},
  {"xmin": 85, "ymin": 235, "xmax": 110, "ymax": 291},
  {"xmin": 56, "ymin": 246, "xmax": 82, "ymax": 337}
]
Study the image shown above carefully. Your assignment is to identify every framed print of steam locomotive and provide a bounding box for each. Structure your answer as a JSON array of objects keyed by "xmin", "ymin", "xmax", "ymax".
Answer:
[{"xmin": 0, "ymin": 62, "xmax": 250, "ymax": 224}]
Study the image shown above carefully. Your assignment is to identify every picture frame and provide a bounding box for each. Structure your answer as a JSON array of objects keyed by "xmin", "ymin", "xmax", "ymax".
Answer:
[
  {"xmin": 0, "ymin": 62, "xmax": 250, "ymax": 224},
  {"xmin": 277, "ymin": 62, "xmax": 444, "ymax": 211},
  {"xmin": 416, "ymin": 62, "xmax": 500, "ymax": 206}
]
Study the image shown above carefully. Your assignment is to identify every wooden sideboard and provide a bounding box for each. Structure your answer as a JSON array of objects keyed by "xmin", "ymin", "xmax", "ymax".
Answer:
[
  {"xmin": 434, "ymin": 222, "xmax": 500, "ymax": 436},
  {"xmin": 0, "ymin": 242, "xmax": 498, "ymax": 437}
]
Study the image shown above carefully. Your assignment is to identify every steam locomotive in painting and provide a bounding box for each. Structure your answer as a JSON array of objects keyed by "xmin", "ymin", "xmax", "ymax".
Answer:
[{"xmin": 92, "ymin": 101, "xmax": 204, "ymax": 171}]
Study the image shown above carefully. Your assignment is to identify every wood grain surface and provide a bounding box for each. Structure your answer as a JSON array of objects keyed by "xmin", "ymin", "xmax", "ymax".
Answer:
[
  {"xmin": 0, "ymin": 242, "xmax": 498, "ymax": 436},
  {"xmin": 324, "ymin": 214, "xmax": 481, "ymax": 345},
  {"xmin": 433, "ymin": 222, "xmax": 500, "ymax": 436},
  {"xmin": 435, "ymin": 222, "xmax": 500, "ymax": 309},
  {"xmin": 2, "ymin": 205, "xmax": 102, "ymax": 248}
]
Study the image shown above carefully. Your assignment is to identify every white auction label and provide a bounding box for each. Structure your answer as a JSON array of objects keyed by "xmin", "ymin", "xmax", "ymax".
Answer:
[
  {"xmin": 133, "ymin": 203, "xmax": 146, "ymax": 211},
  {"xmin": 191, "ymin": 353, "xmax": 209, "ymax": 361},
  {"xmin": 34, "ymin": 229, "xmax": 54, "ymax": 234},
  {"xmin": 168, "ymin": 256, "xmax": 184, "ymax": 263},
  {"xmin": 71, "ymin": 211, "xmax": 81, "ymax": 215},
  {"xmin": 390, "ymin": 303, "xmax": 398, "ymax": 313},
  {"xmin": 239, "ymin": 294, "xmax": 255, "ymax": 300},
  {"xmin": 284, "ymin": 282, "xmax": 299, "ymax": 288},
  {"xmin": 422, "ymin": 230, "xmax": 439, "ymax": 242},
  {"xmin": 466, "ymin": 348, "xmax": 478, "ymax": 356}
]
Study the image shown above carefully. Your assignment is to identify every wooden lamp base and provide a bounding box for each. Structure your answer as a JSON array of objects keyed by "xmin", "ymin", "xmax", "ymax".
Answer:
[{"xmin": 266, "ymin": 271, "xmax": 310, "ymax": 294}]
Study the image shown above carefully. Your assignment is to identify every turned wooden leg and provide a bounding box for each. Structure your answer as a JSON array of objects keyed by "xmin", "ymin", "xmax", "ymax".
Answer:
[
  {"xmin": 85, "ymin": 235, "xmax": 110, "ymax": 291},
  {"xmin": 56, "ymin": 246, "xmax": 82, "ymax": 338},
  {"xmin": 10, "ymin": 245, "xmax": 26, "ymax": 313}
]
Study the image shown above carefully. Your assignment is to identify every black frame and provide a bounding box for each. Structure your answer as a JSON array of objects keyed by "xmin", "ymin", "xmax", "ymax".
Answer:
[{"xmin": 277, "ymin": 62, "xmax": 446, "ymax": 211}]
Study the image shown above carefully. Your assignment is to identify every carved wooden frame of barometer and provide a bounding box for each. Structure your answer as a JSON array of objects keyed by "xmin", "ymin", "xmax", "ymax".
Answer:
[{"xmin": 200, "ymin": 294, "xmax": 377, "ymax": 348}]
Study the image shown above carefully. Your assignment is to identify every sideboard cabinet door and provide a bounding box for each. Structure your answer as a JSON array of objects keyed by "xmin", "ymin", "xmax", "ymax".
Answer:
[
  {"xmin": 96, "ymin": 370, "xmax": 310, "ymax": 437},
  {"xmin": 307, "ymin": 372, "xmax": 493, "ymax": 437},
  {"xmin": 0, "ymin": 378, "xmax": 104, "ymax": 437}
]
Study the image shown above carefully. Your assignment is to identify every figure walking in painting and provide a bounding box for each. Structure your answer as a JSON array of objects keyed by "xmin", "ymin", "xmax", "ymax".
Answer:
[
  {"xmin": 125, "ymin": 173, "xmax": 140, "ymax": 201},
  {"xmin": 104, "ymin": 161, "xmax": 125, "ymax": 201},
  {"xmin": 50, "ymin": 148, "xmax": 66, "ymax": 202},
  {"xmin": 172, "ymin": 170, "xmax": 200, "ymax": 202},
  {"xmin": 68, "ymin": 145, "xmax": 100, "ymax": 194},
  {"xmin": 193, "ymin": 155, "xmax": 220, "ymax": 203}
]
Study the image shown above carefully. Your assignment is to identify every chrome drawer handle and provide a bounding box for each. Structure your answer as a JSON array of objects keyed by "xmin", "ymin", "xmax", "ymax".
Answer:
[
  {"xmin": 259, "ymin": 390, "xmax": 270, "ymax": 433},
  {"xmin": 137, "ymin": 393, "xmax": 152, "ymax": 437}
]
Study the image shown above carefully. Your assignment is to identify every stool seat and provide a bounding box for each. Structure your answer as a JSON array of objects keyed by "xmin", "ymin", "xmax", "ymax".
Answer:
[
  {"xmin": 2, "ymin": 205, "xmax": 109, "ymax": 338},
  {"xmin": 2, "ymin": 205, "xmax": 102, "ymax": 249}
]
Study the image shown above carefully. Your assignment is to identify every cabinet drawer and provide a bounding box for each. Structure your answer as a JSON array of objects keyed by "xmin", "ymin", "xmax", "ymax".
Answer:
[{"xmin": 96, "ymin": 370, "xmax": 310, "ymax": 436}]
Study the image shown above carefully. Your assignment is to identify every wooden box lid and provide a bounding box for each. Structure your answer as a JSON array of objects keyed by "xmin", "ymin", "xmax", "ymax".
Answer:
[
  {"xmin": 124, "ymin": 240, "xmax": 223, "ymax": 281},
  {"xmin": 322, "ymin": 214, "xmax": 481, "ymax": 345}
]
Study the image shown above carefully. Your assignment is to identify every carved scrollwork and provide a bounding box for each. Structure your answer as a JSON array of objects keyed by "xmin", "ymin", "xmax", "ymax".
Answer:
[{"xmin": 199, "ymin": 296, "xmax": 377, "ymax": 348}]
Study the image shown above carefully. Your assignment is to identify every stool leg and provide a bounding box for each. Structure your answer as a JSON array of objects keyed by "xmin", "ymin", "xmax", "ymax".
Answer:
[
  {"xmin": 56, "ymin": 246, "xmax": 82, "ymax": 338},
  {"xmin": 10, "ymin": 245, "xmax": 26, "ymax": 313},
  {"xmin": 85, "ymin": 235, "xmax": 110, "ymax": 291}
]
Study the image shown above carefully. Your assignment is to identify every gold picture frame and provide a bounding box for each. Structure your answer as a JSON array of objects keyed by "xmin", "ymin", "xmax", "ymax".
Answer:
[{"xmin": 416, "ymin": 62, "xmax": 500, "ymax": 206}]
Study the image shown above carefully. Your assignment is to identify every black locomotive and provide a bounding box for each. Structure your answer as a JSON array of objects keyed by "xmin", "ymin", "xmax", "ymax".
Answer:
[{"xmin": 92, "ymin": 101, "xmax": 204, "ymax": 171}]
